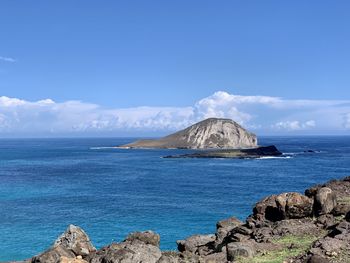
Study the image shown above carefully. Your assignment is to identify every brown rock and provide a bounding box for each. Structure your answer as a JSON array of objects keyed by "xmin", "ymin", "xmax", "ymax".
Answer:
[
  {"xmin": 53, "ymin": 225, "xmax": 96, "ymax": 256},
  {"xmin": 32, "ymin": 225, "xmax": 95, "ymax": 263},
  {"xmin": 215, "ymin": 217, "xmax": 242, "ymax": 247},
  {"xmin": 253, "ymin": 195, "xmax": 281, "ymax": 221},
  {"xmin": 32, "ymin": 247, "xmax": 75, "ymax": 263},
  {"xmin": 59, "ymin": 256, "xmax": 88, "ymax": 263},
  {"xmin": 314, "ymin": 187, "xmax": 337, "ymax": 216},
  {"xmin": 253, "ymin": 192, "xmax": 313, "ymax": 222},
  {"xmin": 316, "ymin": 214, "xmax": 335, "ymax": 229},
  {"xmin": 332, "ymin": 203, "xmax": 350, "ymax": 216},
  {"xmin": 272, "ymin": 218, "xmax": 320, "ymax": 237},
  {"xmin": 90, "ymin": 240, "xmax": 161, "ymax": 263},
  {"xmin": 125, "ymin": 230, "xmax": 160, "ymax": 247},
  {"xmin": 176, "ymin": 234, "xmax": 215, "ymax": 254},
  {"xmin": 226, "ymin": 242, "xmax": 255, "ymax": 261},
  {"xmin": 308, "ymin": 254, "xmax": 330, "ymax": 263}
]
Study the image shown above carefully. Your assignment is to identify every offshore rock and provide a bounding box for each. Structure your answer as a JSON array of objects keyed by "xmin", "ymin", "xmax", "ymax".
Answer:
[
  {"xmin": 163, "ymin": 145, "xmax": 282, "ymax": 159},
  {"xmin": 119, "ymin": 118, "xmax": 257, "ymax": 149}
]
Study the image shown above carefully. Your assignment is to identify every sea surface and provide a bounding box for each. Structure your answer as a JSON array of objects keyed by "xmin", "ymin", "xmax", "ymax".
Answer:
[{"xmin": 0, "ymin": 136, "xmax": 350, "ymax": 261}]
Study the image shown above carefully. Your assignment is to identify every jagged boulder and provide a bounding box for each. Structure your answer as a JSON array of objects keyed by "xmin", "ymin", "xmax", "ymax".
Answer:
[
  {"xmin": 332, "ymin": 203, "xmax": 350, "ymax": 216},
  {"xmin": 253, "ymin": 192, "xmax": 313, "ymax": 222},
  {"xmin": 176, "ymin": 234, "xmax": 215, "ymax": 255},
  {"xmin": 90, "ymin": 239, "xmax": 161, "ymax": 263},
  {"xmin": 314, "ymin": 187, "xmax": 337, "ymax": 216},
  {"xmin": 316, "ymin": 214, "xmax": 336, "ymax": 229},
  {"xmin": 53, "ymin": 225, "xmax": 96, "ymax": 256},
  {"xmin": 32, "ymin": 225, "xmax": 96, "ymax": 263},
  {"xmin": 226, "ymin": 242, "xmax": 255, "ymax": 261},
  {"xmin": 306, "ymin": 177, "xmax": 350, "ymax": 199},
  {"xmin": 32, "ymin": 247, "xmax": 75, "ymax": 263},
  {"xmin": 157, "ymin": 252, "xmax": 183, "ymax": 263},
  {"xmin": 125, "ymin": 230, "xmax": 160, "ymax": 247},
  {"xmin": 272, "ymin": 218, "xmax": 320, "ymax": 237},
  {"xmin": 215, "ymin": 217, "xmax": 242, "ymax": 246}
]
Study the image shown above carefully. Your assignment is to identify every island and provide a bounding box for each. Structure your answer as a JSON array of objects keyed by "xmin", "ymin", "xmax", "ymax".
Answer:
[
  {"xmin": 119, "ymin": 118, "xmax": 258, "ymax": 149},
  {"xmin": 119, "ymin": 118, "xmax": 283, "ymax": 158}
]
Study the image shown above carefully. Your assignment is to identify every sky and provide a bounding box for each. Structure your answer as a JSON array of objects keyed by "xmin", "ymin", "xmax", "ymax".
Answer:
[{"xmin": 0, "ymin": 1, "xmax": 349, "ymax": 137}]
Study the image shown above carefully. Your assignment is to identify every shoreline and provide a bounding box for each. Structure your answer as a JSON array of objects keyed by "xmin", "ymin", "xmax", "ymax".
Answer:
[{"xmin": 10, "ymin": 176, "xmax": 350, "ymax": 263}]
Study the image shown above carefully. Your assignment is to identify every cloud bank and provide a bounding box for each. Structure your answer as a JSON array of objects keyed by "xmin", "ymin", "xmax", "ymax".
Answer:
[
  {"xmin": 0, "ymin": 56, "xmax": 16, "ymax": 63},
  {"xmin": 0, "ymin": 91, "xmax": 349, "ymax": 136}
]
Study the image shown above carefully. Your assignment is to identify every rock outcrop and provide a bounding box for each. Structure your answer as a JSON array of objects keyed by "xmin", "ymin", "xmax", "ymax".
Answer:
[
  {"xmin": 252, "ymin": 192, "xmax": 314, "ymax": 222},
  {"xmin": 119, "ymin": 118, "xmax": 258, "ymax": 149},
  {"xmin": 89, "ymin": 238, "xmax": 162, "ymax": 263},
  {"xmin": 32, "ymin": 225, "xmax": 96, "ymax": 263},
  {"xmin": 15, "ymin": 176, "xmax": 350, "ymax": 263}
]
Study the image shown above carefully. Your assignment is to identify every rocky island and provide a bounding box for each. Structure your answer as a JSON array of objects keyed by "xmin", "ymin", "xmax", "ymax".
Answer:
[
  {"xmin": 119, "ymin": 118, "xmax": 282, "ymax": 159},
  {"xmin": 119, "ymin": 118, "xmax": 258, "ymax": 149},
  {"xmin": 15, "ymin": 176, "xmax": 350, "ymax": 263}
]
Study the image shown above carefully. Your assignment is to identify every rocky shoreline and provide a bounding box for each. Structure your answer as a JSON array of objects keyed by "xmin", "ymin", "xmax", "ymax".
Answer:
[{"xmin": 10, "ymin": 177, "xmax": 350, "ymax": 263}]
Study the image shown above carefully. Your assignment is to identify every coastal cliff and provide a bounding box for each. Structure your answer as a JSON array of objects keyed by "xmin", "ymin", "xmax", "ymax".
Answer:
[
  {"xmin": 120, "ymin": 118, "xmax": 258, "ymax": 149},
  {"xmin": 19, "ymin": 176, "xmax": 350, "ymax": 263}
]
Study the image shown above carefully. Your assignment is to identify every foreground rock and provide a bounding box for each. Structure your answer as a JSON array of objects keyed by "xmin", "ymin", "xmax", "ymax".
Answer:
[
  {"xmin": 89, "ymin": 239, "xmax": 161, "ymax": 263},
  {"xmin": 32, "ymin": 225, "xmax": 96, "ymax": 263},
  {"xmin": 252, "ymin": 192, "xmax": 314, "ymax": 222},
  {"xmin": 21, "ymin": 176, "xmax": 350, "ymax": 263},
  {"xmin": 119, "ymin": 118, "xmax": 258, "ymax": 149}
]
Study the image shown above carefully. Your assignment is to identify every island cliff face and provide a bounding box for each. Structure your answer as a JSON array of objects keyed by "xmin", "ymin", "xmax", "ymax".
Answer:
[{"xmin": 120, "ymin": 118, "xmax": 257, "ymax": 149}]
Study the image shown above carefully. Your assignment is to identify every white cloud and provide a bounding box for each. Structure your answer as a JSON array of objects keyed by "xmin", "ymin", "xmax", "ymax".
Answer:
[
  {"xmin": 0, "ymin": 91, "xmax": 349, "ymax": 136},
  {"xmin": 0, "ymin": 56, "xmax": 16, "ymax": 63},
  {"xmin": 0, "ymin": 96, "xmax": 26, "ymax": 106},
  {"xmin": 272, "ymin": 120, "xmax": 316, "ymax": 131},
  {"xmin": 344, "ymin": 113, "xmax": 350, "ymax": 129}
]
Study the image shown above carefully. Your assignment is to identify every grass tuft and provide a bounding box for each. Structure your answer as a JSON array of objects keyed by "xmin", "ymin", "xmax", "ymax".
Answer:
[{"xmin": 236, "ymin": 234, "xmax": 323, "ymax": 263}]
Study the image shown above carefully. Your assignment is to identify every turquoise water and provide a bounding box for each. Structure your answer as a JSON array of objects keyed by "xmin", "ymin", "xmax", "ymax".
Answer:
[{"xmin": 0, "ymin": 136, "xmax": 350, "ymax": 261}]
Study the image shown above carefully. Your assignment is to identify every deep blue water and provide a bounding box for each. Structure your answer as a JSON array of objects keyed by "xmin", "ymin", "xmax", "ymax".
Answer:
[{"xmin": 0, "ymin": 136, "xmax": 350, "ymax": 261}]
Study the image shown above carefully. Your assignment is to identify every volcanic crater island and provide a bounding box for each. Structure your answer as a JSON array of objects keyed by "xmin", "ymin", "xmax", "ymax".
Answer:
[
  {"xmin": 119, "ymin": 118, "xmax": 282, "ymax": 159},
  {"xmin": 12, "ymin": 117, "xmax": 350, "ymax": 263}
]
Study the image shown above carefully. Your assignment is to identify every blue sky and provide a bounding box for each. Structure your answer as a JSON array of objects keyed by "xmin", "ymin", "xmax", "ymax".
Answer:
[{"xmin": 0, "ymin": 1, "xmax": 349, "ymax": 136}]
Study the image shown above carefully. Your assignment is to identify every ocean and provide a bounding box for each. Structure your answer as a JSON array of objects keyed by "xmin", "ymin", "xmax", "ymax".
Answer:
[{"xmin": 0, "ymin": 136, "xmax": 349, "ymax": 261}]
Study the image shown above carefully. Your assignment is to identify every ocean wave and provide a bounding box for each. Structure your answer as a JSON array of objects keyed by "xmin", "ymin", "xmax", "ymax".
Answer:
[
  {"xmin": 89, "ymin": 146, "xmax": 118, "ymax": 150},
  {"xmin": 257, "ymin": 156, "xmax": 293, "ymax": 160}
]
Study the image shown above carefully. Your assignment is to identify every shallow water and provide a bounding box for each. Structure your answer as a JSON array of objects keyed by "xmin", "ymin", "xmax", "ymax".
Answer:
[{"xmin": 0, "ymin": 136, "xmax": 349, "ymax": 261}]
